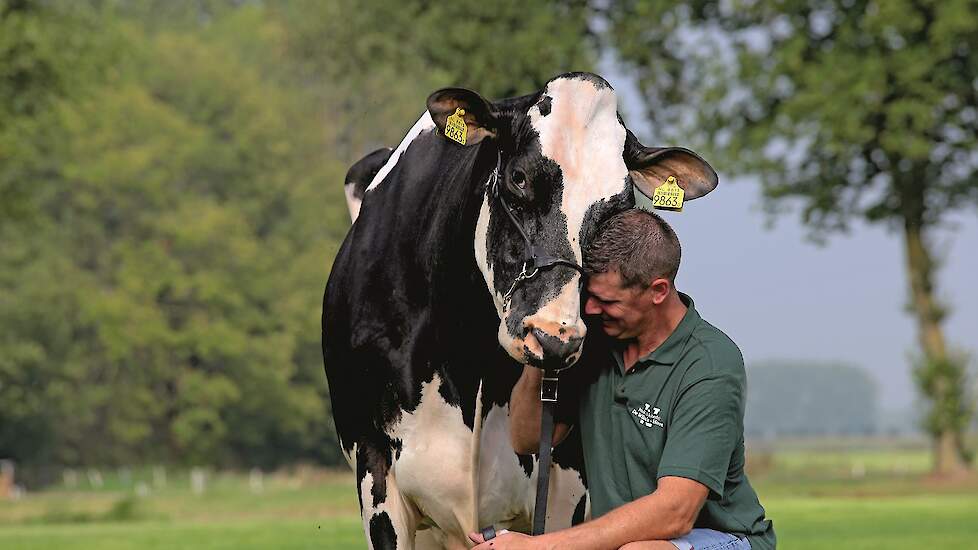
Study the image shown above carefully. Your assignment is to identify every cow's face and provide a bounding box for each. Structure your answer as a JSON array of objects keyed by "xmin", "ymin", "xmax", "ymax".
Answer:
[{"xmin": 427, "ymin": 73, "xmax": 717, "ymax": 368}]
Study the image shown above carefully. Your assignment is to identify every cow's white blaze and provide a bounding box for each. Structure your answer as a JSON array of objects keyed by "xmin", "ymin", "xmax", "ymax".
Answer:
[
  {"xmin": 366, "ymin": 112, "xmax": 436, "ymax": 193},
  {"xmin": 522, "ymin": 81, "xmax": 627, "ymax": 358},
  {"xmin": 532, "ymin": 78, "xmax": 628, "ymax": 265}
]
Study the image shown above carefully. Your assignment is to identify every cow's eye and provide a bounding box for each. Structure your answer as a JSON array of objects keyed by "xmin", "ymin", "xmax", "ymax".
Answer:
[{"xmin": 512, "ymin": 170, "xmax": 527, "ymax": 191}]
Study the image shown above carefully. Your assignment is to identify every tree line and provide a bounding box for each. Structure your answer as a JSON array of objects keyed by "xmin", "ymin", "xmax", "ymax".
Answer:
[
  {"xmin": 1, "ymin": 0, "xmax": 973, "ymax": 475},
  {"xmin": 0, "ymin": 0, "xmax": 595, "ymax": 470}
]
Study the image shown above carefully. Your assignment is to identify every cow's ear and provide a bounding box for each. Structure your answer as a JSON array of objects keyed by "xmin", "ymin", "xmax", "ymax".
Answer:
[
  {"xmin": 625, "ymin": 131, "xmax": 718, "ymax": 201},
  {"xmin": 427, "ymin": 88, "xmax": 498, "ymax": 145}
]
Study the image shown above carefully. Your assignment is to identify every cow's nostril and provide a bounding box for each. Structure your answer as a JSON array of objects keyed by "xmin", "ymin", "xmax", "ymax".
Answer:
[{"xmin": 530, "ymin": 328, "xmax": 583, "ymax": 363}]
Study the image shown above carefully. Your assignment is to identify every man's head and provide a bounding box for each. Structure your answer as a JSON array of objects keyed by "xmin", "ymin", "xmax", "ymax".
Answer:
[{"xmin": 583, "ymin": 209, "xmax": 681, "ymax": 339}]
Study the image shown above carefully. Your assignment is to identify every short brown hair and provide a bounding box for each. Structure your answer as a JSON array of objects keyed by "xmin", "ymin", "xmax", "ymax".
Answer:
[{"xmin": 584, "ymin": 209, "xmax": 681, "ymax": 288}]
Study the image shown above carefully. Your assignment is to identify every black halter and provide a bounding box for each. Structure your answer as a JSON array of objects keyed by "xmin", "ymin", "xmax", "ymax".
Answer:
[
  {"xmin": 484, "ymin": 151, "xmax": 584, "ymax": 537},
  {"xmin": 487, "ymin": 152, "xmax": 587, "ymax": 307}
]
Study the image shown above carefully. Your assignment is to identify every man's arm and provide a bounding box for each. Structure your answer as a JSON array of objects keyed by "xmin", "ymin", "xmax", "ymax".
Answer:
[
  {"xmin": 471, "ymin": 476, "xmax": 708, "ymax": 550},
  {"xmin": 509, "ymin": 366, "xmax": 572, "ymax": 455}
]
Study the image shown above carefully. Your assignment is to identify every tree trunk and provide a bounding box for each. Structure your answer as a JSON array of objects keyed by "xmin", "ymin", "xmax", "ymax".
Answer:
[{"xmin": 903, "ymin": 219, "xmax": 971, "ymax": 477}]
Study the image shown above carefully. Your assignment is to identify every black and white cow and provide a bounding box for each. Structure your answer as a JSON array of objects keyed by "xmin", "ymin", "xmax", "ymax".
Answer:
[{"xmin": 323, "ymin": 72, "xmax": 718, "ymax": 549}]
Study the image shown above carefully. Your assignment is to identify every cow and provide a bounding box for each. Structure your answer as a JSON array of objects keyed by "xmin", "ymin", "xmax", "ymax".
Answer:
[
  {"xmin": 344, "ymin": 147, "xmax": 393, "ymax": 223},
  {"xmin": 323, "ymin": 72, "xmax": 718, "ymax": 549}
]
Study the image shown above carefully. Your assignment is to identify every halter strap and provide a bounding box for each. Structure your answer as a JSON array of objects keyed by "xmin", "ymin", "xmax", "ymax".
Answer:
[{"xmin": 487, "ymin": 152, "xmax": 586, "ymax": 306}]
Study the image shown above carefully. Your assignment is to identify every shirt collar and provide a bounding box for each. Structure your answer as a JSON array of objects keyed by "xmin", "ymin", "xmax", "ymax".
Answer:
[{"xmin": 622, "ymin": 292, "xmax": 699, "ymax": 368}]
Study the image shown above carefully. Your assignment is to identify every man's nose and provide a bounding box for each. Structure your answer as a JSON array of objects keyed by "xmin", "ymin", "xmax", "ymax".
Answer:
[{"xmin": 583, "ymin": 296, "xmax": 600, "ymax": 315}]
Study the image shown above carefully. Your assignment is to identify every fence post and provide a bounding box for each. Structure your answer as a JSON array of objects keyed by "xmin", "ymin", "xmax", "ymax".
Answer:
[
  {"xmin": 87, "ymin": 469, "xmax": 104, "ymax": 489},
  {"xmin": 191, "ymin": 467, "xmax": 206, "ymax": 495},
  {"xmin": 249, "ymin": 468, "xmax": 264, "ymax": 494},
  {"xmin": 63, "ymin": 468, "xmax": 78, "ymax": 489},
  {"xmin": 153, "ymin": 466, "xmax": 167, "ymax": 489},
  {"xmin": 119, "ymin": 467, "xmax": 132, "ymax": 487},
  {"xmin": 0, "ymin": 460, "xmax": 13, "ymax": 499}
]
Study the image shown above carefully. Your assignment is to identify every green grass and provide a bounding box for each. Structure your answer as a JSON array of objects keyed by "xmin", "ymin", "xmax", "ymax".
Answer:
[
  {"xmin": 0, "ymin": 518, "xmax": 363, "ymax": 550},
  {"xmin": 767, "ymin": 494, "xmax": 978, "ymax": 549},
  {"xmin": 2, "ymin": 445, "xmax": 977, "ymax": 549}
]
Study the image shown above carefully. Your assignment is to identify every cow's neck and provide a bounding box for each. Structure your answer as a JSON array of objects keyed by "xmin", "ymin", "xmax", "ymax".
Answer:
[{"xmin": 388, "ymin": 134, "xmax": 519, "ymax": 424}]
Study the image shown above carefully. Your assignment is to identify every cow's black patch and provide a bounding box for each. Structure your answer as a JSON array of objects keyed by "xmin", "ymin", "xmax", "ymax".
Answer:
[
  {"xmin": 518, "ymin": 453, "xmax": 534, "ymax": 478},
  {"xmin": 355, "ymin": 443, "xmax": 395, "ymax": 510},
  {"xmin": 537, "ymin": 95, "xmax": 552, "ymax": 117},
  {"xmin": 393, "ymin": 438, "xmax": 403, "ymax": 461},
  {"xmin": 572, "ymin": 493, "xmax": 587, "ymax": 525},
  {"xmin": 578, "ymin": 177, "xmax": 633, "ymax": 254},
  {"xmin": 346, "ymin": 147, "xmax": 393, "ymax": 199},
  {"xmin": 369, "ymin": 512, "xmax": 398, "ymax": 549}
]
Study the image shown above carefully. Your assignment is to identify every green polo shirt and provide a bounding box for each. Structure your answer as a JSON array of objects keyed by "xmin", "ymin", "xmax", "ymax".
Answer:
[{"xmin": 576, "ymin": 293, "xmax": 776, "ymax": 549}]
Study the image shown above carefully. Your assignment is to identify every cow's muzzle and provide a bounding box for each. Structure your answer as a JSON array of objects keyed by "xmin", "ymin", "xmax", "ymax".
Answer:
[
  {"xmin": 520, "ymin": 318, "xmax": 586, "ymax": 369},
  {"xmin": 530, "ymin": 328, "xmax": 583, "ymax": 366}
]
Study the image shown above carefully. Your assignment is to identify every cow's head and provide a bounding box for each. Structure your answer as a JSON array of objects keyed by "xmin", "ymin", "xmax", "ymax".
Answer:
[{"xmin": 427, "ymin": 73, "xmax": 718, "ymax": 368}]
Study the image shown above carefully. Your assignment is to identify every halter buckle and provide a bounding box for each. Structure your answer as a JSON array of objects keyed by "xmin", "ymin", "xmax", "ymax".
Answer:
[{"xmin": 540, "ymin": 375, "xmax": 559, "ymax": 402}]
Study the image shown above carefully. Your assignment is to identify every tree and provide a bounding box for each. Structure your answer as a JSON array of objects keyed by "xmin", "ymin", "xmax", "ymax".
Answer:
[
  {"xmin": 1, "ymin": 0, "xmax": 599, "ymax": 473},
  {"xmin": 607, "ymin": 0, "xmax": 977, "ymax": 475},
  {"xmin": 0, "ymin": 0, "xmax": 110, "ymax": 224},
  {"xmin": 273, "ymin": 0, "xmax": 597, "ymax": 163}
]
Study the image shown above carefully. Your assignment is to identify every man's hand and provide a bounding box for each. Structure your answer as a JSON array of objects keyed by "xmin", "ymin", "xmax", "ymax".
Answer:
[
  {"xmin": 469, "ymin": 529, "xmax": 549, "ymax": 550},
  {"xmin": 509, "ymin": 366, "xmax": 571, "ymax": 454},
  {"xmin": 467, "ymin": 477, "xmax": 707, "ymax": 550}
]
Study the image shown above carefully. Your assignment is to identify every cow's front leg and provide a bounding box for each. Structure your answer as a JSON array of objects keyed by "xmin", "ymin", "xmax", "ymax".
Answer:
[{"xmin": 357, "ymin": 444, "xmax": 419, "ymax": 550}]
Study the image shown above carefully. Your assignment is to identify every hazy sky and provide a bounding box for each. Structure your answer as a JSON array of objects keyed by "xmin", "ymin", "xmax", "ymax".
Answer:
[{"xmin": 601, "ymin": 64, "xmax": 978, "ymax": 411}]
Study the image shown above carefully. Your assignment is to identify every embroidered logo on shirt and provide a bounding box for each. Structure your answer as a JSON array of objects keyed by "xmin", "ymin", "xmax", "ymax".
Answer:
[{"xmin": 631, "ymin": 403, "xmax": 663, "ymax": 428}]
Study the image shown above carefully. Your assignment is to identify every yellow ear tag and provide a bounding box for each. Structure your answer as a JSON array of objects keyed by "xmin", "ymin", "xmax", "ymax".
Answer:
[
  {"xmin": 651, "ymin": 176, "xmax": 684, "ymax": 212},
  {"xmin": 444, "ymin": 107, "xmax": 467, "ymax": 145}
]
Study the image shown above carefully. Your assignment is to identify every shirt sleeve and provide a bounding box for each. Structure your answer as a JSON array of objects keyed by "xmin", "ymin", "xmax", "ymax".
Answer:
[{"xmin": 656, "ymin": 371, "xmax": 744, "ymax": 500}]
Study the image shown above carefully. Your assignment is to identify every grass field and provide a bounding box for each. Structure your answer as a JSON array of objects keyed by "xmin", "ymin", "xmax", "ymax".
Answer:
[{"xmin": 2, "ymin": 442, "xmax": 977, "ymax": 549}]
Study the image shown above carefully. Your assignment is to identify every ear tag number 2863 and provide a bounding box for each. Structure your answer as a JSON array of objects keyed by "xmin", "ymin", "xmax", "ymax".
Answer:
[
  {"xmin": 651, "ymin": 176, "xmax": 684, "ymax": 212},
  {"xmin": 445, "ymin": 108, "xmax": 467, "ymax": 145}
]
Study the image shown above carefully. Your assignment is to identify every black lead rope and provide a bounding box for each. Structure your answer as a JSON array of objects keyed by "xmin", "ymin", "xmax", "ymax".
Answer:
[
  {"xmin": 481, "ymin": 153, "xmax": 585, "ymax": 539},
  {"xmin": 533, "ymin": 368, "xmax": 560, "ymax": 535}
]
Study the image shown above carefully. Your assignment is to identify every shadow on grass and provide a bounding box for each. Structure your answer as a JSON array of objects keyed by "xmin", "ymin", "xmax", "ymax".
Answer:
[{"xmin": 32, "ymin": 496, "xmax": 154, "ymax": 525}]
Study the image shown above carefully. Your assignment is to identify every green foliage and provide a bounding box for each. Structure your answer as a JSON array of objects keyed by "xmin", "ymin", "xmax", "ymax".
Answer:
[
  {"xmin": 607, "ymin": 0, "xmax": 977, "ymax": 470},
  {"xmin": 608, "ymin": 0, "xmax": 978, "ymax": 231},
  {"xmin": 0, "ymin": 1, "xmax": 114, "ymax": 223},
  {"xmin": 913, "ymin": 353, "xmax": 974, "ymax": 452},
  {"xmin": 275, "ymin": 0, "xmax": 595, "ymax": 161},
  {"xmin": 0, "ymin": 1, "xmax": 595, "ymax": 469},
  {"xmin": 2, "ymin": 4, "xmax": 344, "ymax": 468}
]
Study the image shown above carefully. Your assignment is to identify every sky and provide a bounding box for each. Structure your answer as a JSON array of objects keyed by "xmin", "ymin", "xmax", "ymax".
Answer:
[{"xmin": 601, "ymin": 62, "xmax": 978, "ymax": 411}]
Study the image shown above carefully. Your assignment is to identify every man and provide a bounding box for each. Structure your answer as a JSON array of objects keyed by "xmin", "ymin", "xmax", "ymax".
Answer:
[{"xmin": 471, "ymin": 209, "xmax": 775, "ymax": 550}]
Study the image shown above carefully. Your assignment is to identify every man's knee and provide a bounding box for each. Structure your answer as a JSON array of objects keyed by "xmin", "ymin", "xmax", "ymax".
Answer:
[{"xmin": 618, "ymin": 542, "xmax": 677, "ymax": 550}]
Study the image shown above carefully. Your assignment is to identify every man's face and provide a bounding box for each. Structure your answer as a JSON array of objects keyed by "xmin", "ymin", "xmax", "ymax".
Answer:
[{"xmin": 583, "ymin": 270, "xmax": 658, "ymax": 340}]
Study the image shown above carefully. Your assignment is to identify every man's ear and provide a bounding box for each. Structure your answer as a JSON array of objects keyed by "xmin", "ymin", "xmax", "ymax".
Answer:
[
  {"xmin": 427, "ymin": 87, "xmax": 498, "ymax": 145},
  {"xmin": 624, "ymin": 130, "xmax": 718, "ymax": 201},
  {"xmin": 648, "ymin": 278, "xmax": 672, "ymax": 305}
]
